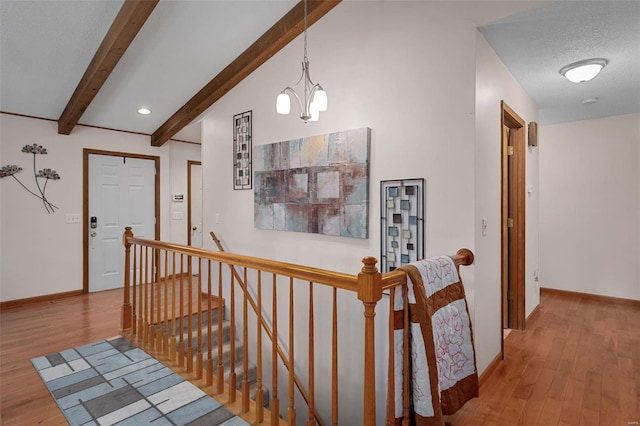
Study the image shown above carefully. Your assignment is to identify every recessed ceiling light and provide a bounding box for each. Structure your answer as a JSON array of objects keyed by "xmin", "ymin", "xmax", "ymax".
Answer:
[
  {"xmin": 137, "ymin": 107, "xmax": 152, "ymax": 115},
  {"xmin": 560, "ymin": 58, "xmax": 608, "ymax": 83}
]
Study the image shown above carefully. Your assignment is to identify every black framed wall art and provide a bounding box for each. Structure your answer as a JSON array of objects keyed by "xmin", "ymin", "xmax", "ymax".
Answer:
[
  {"xmin": 380, "ymin": 178, "xmax": 425, "ymax": 272},
  {"xmin": 233, "ymin": 111, "xmax": 252, "ymax": 190}
]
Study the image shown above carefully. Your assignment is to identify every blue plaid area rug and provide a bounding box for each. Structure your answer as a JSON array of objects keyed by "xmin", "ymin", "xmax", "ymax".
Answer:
[{"xmin": 31, "ymin": 336, "xmax": 248, "ymax": 426}]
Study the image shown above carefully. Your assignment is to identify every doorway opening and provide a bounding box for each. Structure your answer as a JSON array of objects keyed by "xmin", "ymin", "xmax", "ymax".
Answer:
[
  {"xmin": 187, "ymin": 160, "xmax": 202, "ymax": 247},
  {"xmin": 83, "ymin": 149, "xmax": 160, "ymax": 293},
  {"xmin": 501, "ymin": 101, "xmax": 526, "ymax": 350},
  {"xmin": 187, "ymin": 160, "xmax": 202, "ymax": 276}
]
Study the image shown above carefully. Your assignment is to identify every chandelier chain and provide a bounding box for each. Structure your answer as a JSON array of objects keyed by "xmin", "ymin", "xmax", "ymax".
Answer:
[{"xmin": 303, "ymin": 0, "xmax": 308, "ymax": 61}]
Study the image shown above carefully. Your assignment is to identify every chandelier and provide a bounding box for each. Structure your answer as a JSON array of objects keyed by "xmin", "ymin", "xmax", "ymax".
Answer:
[{"xmin": 276, "ymin": 0, "xmax": 327, "ymax": 122}]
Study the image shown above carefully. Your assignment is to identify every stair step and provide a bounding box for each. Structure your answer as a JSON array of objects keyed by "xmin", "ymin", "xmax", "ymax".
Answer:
[
  {"xmin": 200, "ymin": 357, "xmax": 269, "ymax": 406},
  {"xmin": 186, "ymin": 339, "xmax": 244, "ymax": 367},
  {"xmin": 201, "ymin": 358, "xmax": 258, "ymax": 388},
  {"xmin": 155, "ymin": 308, "xmax": 223, "ymax": 334},
  {"xmin": 154, "ymin": 312, "xmax": 271, "ymax": 408},
  {"xmin": 176, "ymin": 321, "xmax": 231, "ymax": 352}
]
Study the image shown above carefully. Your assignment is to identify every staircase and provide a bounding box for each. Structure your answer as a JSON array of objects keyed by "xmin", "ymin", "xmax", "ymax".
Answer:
[{"xmin": 153, "ymin": 295, "xmax": 267, "ymax": 405}]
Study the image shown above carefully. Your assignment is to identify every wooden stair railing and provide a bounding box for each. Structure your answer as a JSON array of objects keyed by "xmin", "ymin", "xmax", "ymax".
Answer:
[
  {"xmin": 121, "ymin": 226, "xmax": 474, "ymax": 425},
  {"xmin": 210, "ymin": 231, "xmax": 325, "ymax": 426}
]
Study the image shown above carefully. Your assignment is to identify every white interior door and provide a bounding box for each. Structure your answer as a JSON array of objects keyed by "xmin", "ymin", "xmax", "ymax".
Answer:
[
  {"xmin": 189, "ymin": 163, "xmax": 203, "ymax": 272},
  {"xmin": 89, "ymin": 154, "xmax": 155, "ymax": 292}
]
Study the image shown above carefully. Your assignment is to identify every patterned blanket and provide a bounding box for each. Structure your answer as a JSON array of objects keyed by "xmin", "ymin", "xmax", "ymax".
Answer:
[{"xmin": 388, "ymin": 256, "xmax": 479, "ymax": 425}]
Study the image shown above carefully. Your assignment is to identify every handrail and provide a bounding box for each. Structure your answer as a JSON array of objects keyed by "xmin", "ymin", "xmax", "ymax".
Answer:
[
  {"xmin": 126, "ymin": 236, "xmax": 359, "ymax": 291},
  {"xmin": 121, "ymin": 226, "xmax": 474, "ymax": 426},
  {"xmin": 380, "ymin": 248, "xmax": 474, "ymax": 291}
]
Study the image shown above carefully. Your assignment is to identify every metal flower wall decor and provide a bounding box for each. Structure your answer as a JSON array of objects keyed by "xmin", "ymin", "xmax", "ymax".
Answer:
[{"xmin": 0, "ymin": 144, "xmax": 61, "ymax": 213}]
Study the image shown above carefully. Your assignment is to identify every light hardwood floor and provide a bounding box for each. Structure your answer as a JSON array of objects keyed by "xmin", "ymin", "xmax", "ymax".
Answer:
[
  {"xmin": 449, "ymin": 290, "xmax": 640, "ymax": 426},
  {"xmin": 0, "ymin": 289, "xmax": 121, "ymax": 425},
  {"xmin": 1, "ymin": 288, "xmax": 638, "ymax": 425}
]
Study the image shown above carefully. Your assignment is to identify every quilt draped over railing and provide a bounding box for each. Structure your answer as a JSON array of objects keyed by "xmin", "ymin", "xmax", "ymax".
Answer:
[{"xmin": 389, "ymin": 256, "xmax": 479, "ymax": 425}]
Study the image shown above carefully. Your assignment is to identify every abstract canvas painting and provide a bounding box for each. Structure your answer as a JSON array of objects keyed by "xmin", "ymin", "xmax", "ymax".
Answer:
[{"xmin": 254, "ymin": 128, "xmax": 370, "ymax": 239}]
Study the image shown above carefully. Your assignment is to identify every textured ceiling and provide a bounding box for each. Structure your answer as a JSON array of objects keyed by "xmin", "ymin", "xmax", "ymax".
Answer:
[
  {"xmin": 1, "ymin": 1, "xmax": 638, "ymax": 143},
  {"xmin": 479, "ymin": 1, "xmax": 640, "ymax": 125}
]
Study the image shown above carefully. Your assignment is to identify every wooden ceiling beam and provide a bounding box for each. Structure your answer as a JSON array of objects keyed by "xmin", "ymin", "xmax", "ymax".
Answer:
[
  {"xmin": 58, "ymin": 0, "xmax": 159, "ymax": 135},
  {"xmin": 151, "ymin": 0, "xmax": 341, "ymax": 147}
]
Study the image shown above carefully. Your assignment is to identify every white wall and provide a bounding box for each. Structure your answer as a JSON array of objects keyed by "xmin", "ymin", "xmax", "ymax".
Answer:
[
  {"xmin": 168, "ymin": 135, "xmax": 202, "ymax": 245},
  {"xmin": 474, "ymin": 32, "xmax": 540, "ymax": 369},
  {"xmin": 0, "ymin": 113, "xmax": 200, "ymax": 302},
  {"xmin": 196, "ymin": 2, "xmax": 522, "ymax": 423},
  {"xmin": 539, "ymin": 114, "xmax": 640, "ymax": 300}
]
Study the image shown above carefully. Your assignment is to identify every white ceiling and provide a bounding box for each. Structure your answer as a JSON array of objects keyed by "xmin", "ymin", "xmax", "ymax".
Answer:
[
  {"xmin": 1, "ymin": 1, "xmax": 638, "ymax": 144},
  {"xmin": 0, "ymin": 0, "xmax": 297, "ymax": 143}
]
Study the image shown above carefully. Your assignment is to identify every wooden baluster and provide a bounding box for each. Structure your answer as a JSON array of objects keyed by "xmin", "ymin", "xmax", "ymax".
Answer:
[
  {"xmin": 196, "ymin": 260, "xmax": 203, "ymax": 379},
  {"xmin": 149, "ymin": 248, "xmax": 155, "ymax": 348},
  {"xmin": 332, "ymin": 287, "xmax": 339, "ymax": 426},
  {"xmin": 132, "ymin": 241, "xmax": 138, "ymax": 334},
  {"xmin": 163, "ymin": 250, "xmax": 169, "ymax": 357},
  {"xmin": 402, "ymin": 283, "xmax": 410, "ymax": 425},
  {"xmin": 271, "ymin": 273, "xmax": 279, "ymax": 424},
  {"xmin": 228, "ymin": 265, "xmax": 236, "ymax": 402},
  {"xmin": 170, "ymin": 252, "xmax": 177, "ymax": 362},
  {"xmin": 206, "ymin": 260, "xmax": 213, "ymax": 386},
  {"xmin": 358, "ymin": 257, "xmax": 383, "ymax": 426},
  {"xmin": 144, "ymin": 247, "xmax": 150, "ymax": 344},
  {"xmin": 307, "ymin": 282, "xmax": 315, "ymax": 426},
  {"xmin": 242, "ymin": 267, "xmax": 250, "ymax": 412},
  {"xmin": 137, "ymin": 245, "xmax": 144, "ymax": 339},
  {"xmin": 187, "ymin": 257, "xmax": 194, "ymax": 373},
  {"xmin": 287, "ymin": 277, "xmax": 296, "ymax": 425},
  {"xmin": 155, "ymin": 249, "xmax": 162, "ymax": 352},
  {"xmin": 255, "ymin": 271, "xmax": 264, "ymax": 422},
  {"xmin": 121, "ymin": 227, "xmax": 133, "ymax": 331},
  {"xmin": 178, "ymin": 254, "xmax": 185, "ymax": 367},
  {"xmin": 216, "ymin": 261, "xmax": 224, "ymax": 394},
  {"xmin": 386, "ymin": 287, "xmax": 396, "ymax": 426}
]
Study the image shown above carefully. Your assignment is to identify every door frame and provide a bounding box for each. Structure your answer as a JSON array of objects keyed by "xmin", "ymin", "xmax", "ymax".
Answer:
[
  {"xmin": 187, "ymin": 160, "xmax": 202, "ymax": 246},
  {"xmin": 500, "ymin": 101, "xmax": 526, "ymax": 339},
  {"xmin": 83, "ymin": 149, "xmax": 161, "ymax": 294}
]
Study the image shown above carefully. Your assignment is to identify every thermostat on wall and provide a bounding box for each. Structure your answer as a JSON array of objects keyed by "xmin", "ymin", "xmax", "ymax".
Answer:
[{"xmin": 172, "ymin": 194, "xmax": 184, "ymax": 202}]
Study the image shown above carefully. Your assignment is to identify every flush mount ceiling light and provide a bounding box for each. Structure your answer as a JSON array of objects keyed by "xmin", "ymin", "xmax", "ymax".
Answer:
[
  {"xmin": 560, "ymin": 58, "xmax": 608, "ymax": 83},
  {"xmin": 276, "ymin": 0, "xmax": 327, "ymax": 122},
  {"xmin": 137, "ymin": 107, "xmax": 152, "ymax": 115}
]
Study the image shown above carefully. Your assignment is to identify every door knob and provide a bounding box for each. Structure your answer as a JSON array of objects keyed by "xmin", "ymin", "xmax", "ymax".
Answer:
[
  {"xmin": 90, "ymin": 232, "xmax": 97, "ymax": 237},
  {"xmin": 192, "ymin": 226, "xmax": 198, "ymax": 231}
]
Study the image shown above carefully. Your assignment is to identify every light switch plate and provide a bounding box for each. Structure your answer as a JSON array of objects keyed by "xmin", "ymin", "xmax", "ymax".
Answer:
[{"xmin": 65, "ymin": 213, "xmax": 81, "ymax": 224}]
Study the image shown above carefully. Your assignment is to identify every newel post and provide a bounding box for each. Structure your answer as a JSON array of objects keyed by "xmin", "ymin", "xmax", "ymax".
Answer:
[
  {"xmin": 121, "ymin": 227, "xmax": 134, "ymax": 332},
  {"xmin": 358, "ymin": 256, "xmax": 383, "ymax": 425}
]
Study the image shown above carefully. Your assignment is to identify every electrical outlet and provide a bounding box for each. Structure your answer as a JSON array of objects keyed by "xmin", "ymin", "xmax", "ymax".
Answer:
[{"xmin": 65, "ymin": 213, "xmax": 81, "ymax": 224}]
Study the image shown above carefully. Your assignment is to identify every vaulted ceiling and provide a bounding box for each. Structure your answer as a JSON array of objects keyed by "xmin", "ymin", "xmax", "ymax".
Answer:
[
  {"xmin": 1, "ymin": 1, "xmax": 638, "ymax": 146},
  {"xmin": 0, "ymin": 0, "xmax": 340, "ymax": 145}
]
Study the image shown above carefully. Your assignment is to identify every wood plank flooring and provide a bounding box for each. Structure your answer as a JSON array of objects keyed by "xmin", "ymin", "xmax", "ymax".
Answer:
[
  {"xmin": 1, "ymin": 287, "xmax": 638, "ymax": 425},
  {"xmin": 448, "ymin": 289, "xmax": 640, "ymax": 426},
  {"xmin": 0, "ymin": 289, "xmax": 121, "ymax": 425}
]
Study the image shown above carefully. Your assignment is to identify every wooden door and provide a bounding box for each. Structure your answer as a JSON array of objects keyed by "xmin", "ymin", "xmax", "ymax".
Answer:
[{"xmin": 501, "ymin": 101, "xmax": 526, "ymax": 333}]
